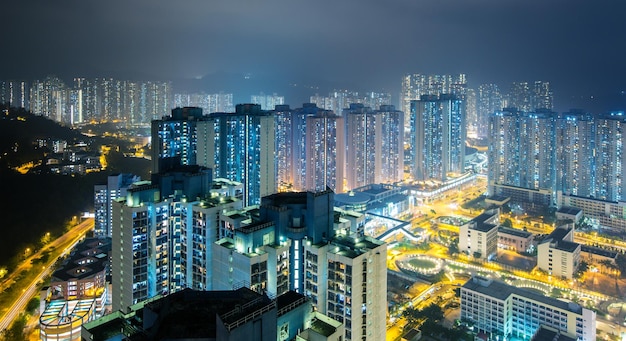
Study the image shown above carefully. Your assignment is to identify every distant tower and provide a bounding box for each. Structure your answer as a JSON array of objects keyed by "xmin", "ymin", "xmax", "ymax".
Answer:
[
  {"xmin": 401, "ymin": 73, "xmax": 467, "ymax": 128},
  {"xmin": 477, "ymin": 84, "xmax": 503, "ymax": 138},
  {"xmin": 409, "ymin": 94, "xmax": 465, "ymax": 182},
  {"xmin": 507, "ymin": 81, "xmax": 552, "ymax": 112},
  {"xmin": 251, "ymin": 92, "xmax": 284, "ymax": 110}
]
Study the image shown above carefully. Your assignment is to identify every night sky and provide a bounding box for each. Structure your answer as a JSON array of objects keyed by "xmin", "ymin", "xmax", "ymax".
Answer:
[{"xmin": 1, "ymin": 0, "xmax": 625, "ymax": 112}]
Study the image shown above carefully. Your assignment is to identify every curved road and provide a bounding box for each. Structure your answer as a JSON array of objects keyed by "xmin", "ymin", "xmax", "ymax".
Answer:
[{"xmin": 0, "ymin": 218, "xmax": 93, "ymax": 332}]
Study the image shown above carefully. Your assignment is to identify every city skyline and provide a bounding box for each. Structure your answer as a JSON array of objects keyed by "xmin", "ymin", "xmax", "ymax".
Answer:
[{"xmin": 0, "ymin": 1, "xmax": 624, "ymax": 113}]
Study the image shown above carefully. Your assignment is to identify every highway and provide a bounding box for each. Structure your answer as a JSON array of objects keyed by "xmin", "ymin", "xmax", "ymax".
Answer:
[{"xmin": 0, "ymin": 218, "xmax": 93, "ymax": 333}]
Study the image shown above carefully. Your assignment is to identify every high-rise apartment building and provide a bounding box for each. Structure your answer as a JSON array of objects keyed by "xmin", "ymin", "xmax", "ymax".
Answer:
[
  {"xmin": 197, "ymin": 104, "xmax": 276, "ymax": 206},
  {"xmin": 110, "ymin": 166, "xmax": 242, "ymax": 311},
  {"xmin": 594, "ymin": 112, "xmax": 626, "ymax": 202},
  {"xmin": 151, "ymin": 106, "xmax": 205, "ymax": 174},
  {"xmin": 555, "ymin": 110, "xmax": 595, "ymax": 198},
  {"xmin": 461, "ymin": 276, "xmax": 596, "ymax": 341},
  {"xmin": 210, "ymin": 189, "xmax": 385, "ymax": 341},
  {"xmin": 344, "ymin": 104, "xmax": 403, "ymax": 190},
  {"xmin": 488, "ymin": 108, "xmax": 556, "ymax": 199},
  {"xmin": 409, "ymin": 94, "xmax": 466, "ymax": 182},
  {"xmin": 28, "ymin": 76, "xmax": 171, "ymax": 125},
  {"xmin": 305, "ymin": 110, "xmax": 344, "ymax": 192},
  {"xmin": 490, "ymin": 108, "xmax": 626, "ymax": 209},
  {"xmin": 29, "ymin": 76, "xmax": 67, "ymax": 122},
  {"xmin": 477, "ymin": 84, "xmax": 503, "ymax": 138},
  {"xmin": 303, "ymin": 234, "xmax": 387, "ymax": 341},
  {"xmin": 0, "ymin": 80, "xmax": 29, "ymax": 110},
  {"xmin": 465, "ymin": 88, "xmax": 477, "ymax": 137},
  {"xmin": 93, "ymin": 173, "xmax": 141, "ymax": 238}
]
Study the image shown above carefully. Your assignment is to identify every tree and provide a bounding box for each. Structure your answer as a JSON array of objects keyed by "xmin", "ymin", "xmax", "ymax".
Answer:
[
  {"xmin": 575, "ymin": 260, "xmax": 589, "ymax": 279},
  {"xmin": 501, "ymin": 218, "xmax": 513, "ymax": 227},
  {"xmin": 616, "ymin": 254, "xmax": 626, "ymax": 278},
  {"xmin": 448, "ymin": 238, "xmax": 460, "ymax": 255}
]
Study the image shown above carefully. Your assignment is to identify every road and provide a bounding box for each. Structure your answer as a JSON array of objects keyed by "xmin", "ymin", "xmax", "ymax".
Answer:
[{"xmin": 0, "ymin": 218, "xmax": 93, "ymax": 333}]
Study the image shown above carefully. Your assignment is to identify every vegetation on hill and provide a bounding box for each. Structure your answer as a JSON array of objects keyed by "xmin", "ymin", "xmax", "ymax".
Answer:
[{"xmin": 0, "ymin": 104, "xmax": 150, "ymax": 269}]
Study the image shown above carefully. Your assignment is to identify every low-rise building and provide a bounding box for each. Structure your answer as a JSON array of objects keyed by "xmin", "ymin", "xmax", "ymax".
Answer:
[
  {"xmin": 557, "ymin": 192, "xmax": 626, "ymax": 230},
  {"xmin": 537, "ymin": 225, "xmax": 581, "ymax": 279},
  {"xmin": 555, "ymin": 206, "xmax": 583, "ymax": 224},
  {"xmin": 498, "ymin": 226, "xmax": 534, "ymax": 253},
  {"xmin": 461, "ymin": 276, "xmax": 596, "ymax": 341},
  {"xmin": 459, "ymin": 209, "xmax": 499, "ymax": 260},
  {"xmin": 40, "ymin": 238, "xmax": 111, "ymax": 341}
]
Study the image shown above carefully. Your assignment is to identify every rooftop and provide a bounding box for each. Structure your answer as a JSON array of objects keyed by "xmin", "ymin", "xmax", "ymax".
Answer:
[
  {"xmin": 328, "ymin": 234, "xmax": 386, "ymax": 259},
  {"xmin": 555, "ymin": 240, "xmax": 580, "ymax": 253},
  {"xmin": 557, "ymin": 206, "xmax": 583, "ymax": 215},
  {"xmin": 471, "ymin": 222, "xmax": 498, "ymax": 233},
  {"xmin": 51, "ymin": 237, "xmax": 110, "ymax": 283},
  {"xmin": 85, "ymin": 288, "xmax": 280, "ymax": 340},
  {"xmin": 580, "ymin": 245, "xmax": 618, "ymax": 258},
  {"xmin": 310, "ymin": 317, "xmax": 339, "ymax": 337},
  {"xmin": 498, "ymin": 226, "xmax": 532, "ymax": 238},
  {"xmin": 276, "ymin": 290, "xmax": 309, "ymax": 316},
  {"xmin": 541, "ymin": 227, "xmax": 580, "ymax": 252}
]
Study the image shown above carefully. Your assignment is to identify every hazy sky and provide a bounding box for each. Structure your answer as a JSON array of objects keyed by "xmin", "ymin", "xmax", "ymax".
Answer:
[{"xmin": 1, "ymin": 0, "xmax": 625, "ymax": 111}]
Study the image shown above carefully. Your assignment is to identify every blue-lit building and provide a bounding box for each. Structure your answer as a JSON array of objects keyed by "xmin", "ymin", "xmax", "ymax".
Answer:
[
  {"xmin": 489, "ymin": 109, "xmax": 626, "ymax": 212},
  {"xmin": 409, "ymin": 94, "xmax": 465, "ymax": 182},
  {"xmin": 151, "ymin": 106, "xmax": 205, "ymax": 174},
  {"xmin": 110, "ymin": 166, "xmax": 243, "ymax": 312},
  {"xmin": 594, "ymin": 111, "xmax": 626, "ymax": 202},
  {"xmin": 197, "ymin": 103, "xmax": 276, "ymax": 206},
  {"xmin": 211, "ymin": 189, "xmax": 387, "ymax": 341},
  {"xmin": 274, "ymin": 103, "xmax": 326, "ymax": 192},
  {"xmin": 93, "ymin": 173, "xmax": 141, "ymax": 238},
  {"xmin": 477, "ymin": 83, "xmax": 503, "ymax": 139}
]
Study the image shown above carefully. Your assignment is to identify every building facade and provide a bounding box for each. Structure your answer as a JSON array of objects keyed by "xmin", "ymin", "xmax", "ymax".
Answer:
[
  {"xmin": 461, "ymin": 276, "xmax": 595, "ymax": 341},
  {"xmin": 94, "ymin": 173, "xmax": 141, "ymax": 237},
  {"xmin": 304, "ymin": 234, "xmax": 387, "ymax": 341},
  {"xmin": 110, "ymin": 167, "xmax": 242, "ymax": 312},
  {"xmin": 344, "ymin": 104, "xmax": 403, "ymax": 190},
  {"xmin": 410, "ymin": 94, "xmax": 466, "ymax": 182},
  {"xmin": 151, "ymin": 106, "xmax": 205, "ymax": 174},
  {"xmin": 458, "ymin": 210, "xmax": 499, "ymax": 260},
  {"xmin": 537, "ymin": 225, "xmax": 581, "ymax": 279},
  {"xmin": 197, "ymin": 104, "xmax": 276, "ymax": 206},
  {"xmin": 305, "ymin": 110, "xmax": 344, "ymax": 192}
]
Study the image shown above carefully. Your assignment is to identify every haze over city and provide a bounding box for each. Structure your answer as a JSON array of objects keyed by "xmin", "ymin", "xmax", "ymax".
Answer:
[
  {"xmin": 3, "ymin": 1, "xmax": 626, "ymax": 341},
  {"xmin": 1, "ymin": 0, "xmax": 625, "ymax": 111}
]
